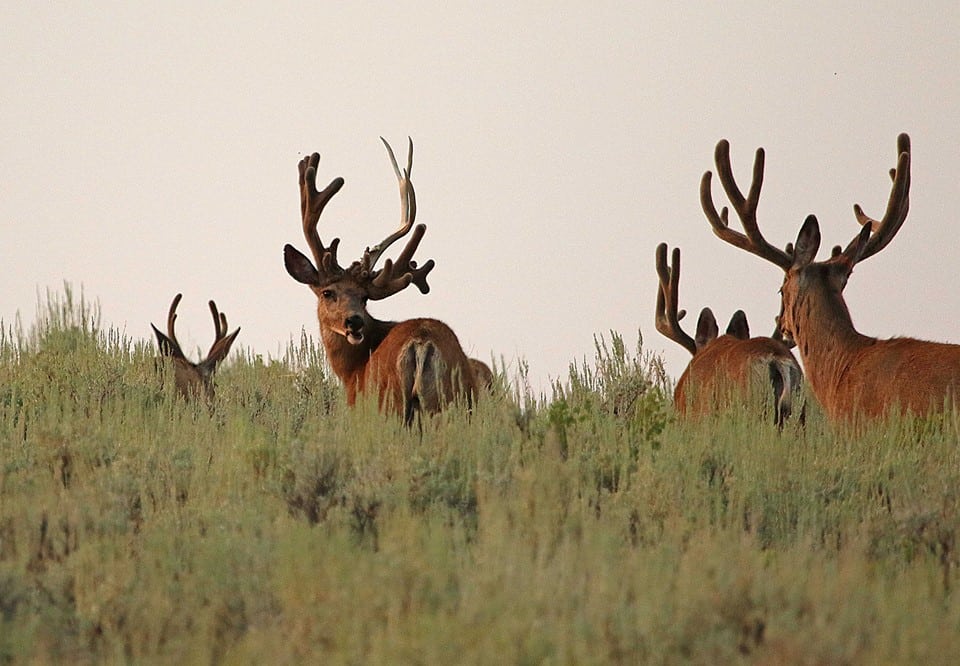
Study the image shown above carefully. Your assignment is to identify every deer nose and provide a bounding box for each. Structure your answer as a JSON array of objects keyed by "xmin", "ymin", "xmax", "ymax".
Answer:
[{"xmin": 345, "ymin": 315, "xmax": 364, "ymax": 332}]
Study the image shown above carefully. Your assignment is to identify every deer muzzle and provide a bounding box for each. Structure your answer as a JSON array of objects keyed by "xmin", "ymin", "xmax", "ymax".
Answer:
[{"xmin": 344, "ymin": 315, "xmax": 365, "ymax": 345}]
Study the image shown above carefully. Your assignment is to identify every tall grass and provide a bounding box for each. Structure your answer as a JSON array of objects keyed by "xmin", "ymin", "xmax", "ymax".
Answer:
[{"xmin": 2, "ymin": 287, "xmax": 959, "ymax": 663}]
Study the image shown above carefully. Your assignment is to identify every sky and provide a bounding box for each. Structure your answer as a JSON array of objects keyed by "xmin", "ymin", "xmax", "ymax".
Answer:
[{"xmin": 2, "ymin": 3, "xmax": 958, "ymax": 395}]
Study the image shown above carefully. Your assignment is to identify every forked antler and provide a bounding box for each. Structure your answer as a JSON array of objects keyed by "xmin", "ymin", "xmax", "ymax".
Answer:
[
  {"xmin": 292, "ymin": 138, "xmax": 435, "ymax": 299},
  {"xmin": 655, "ymin": 243, "xmax": 697, "ymax": 355},
  {"xmin": 843, "ymin": 132, "xmax": 911, "ymax": 263},
  {"xmin": 361, "ymin": 137, "xmax": 434, "ymax": 299},
  {"xmin": 703, "ymin": 136, "xmax": 912, "ymax": 271},
  {"xmin": 205, "ymin": 299, "xmax": 240, "ymax": 364},
  {"xmin": 299, "ymin": 152, "xmax": 345, "ymax": 277},
  {"xmin": 153, "ymin": 293, "xmax": 239, "ymax": 366},
  {"xmin": 700, "ymin": 141, "xmax": 793, "ymax": 270},
  {"xmin": 363, "ymin": 137, "xmax": 417, "ymax": 269}
]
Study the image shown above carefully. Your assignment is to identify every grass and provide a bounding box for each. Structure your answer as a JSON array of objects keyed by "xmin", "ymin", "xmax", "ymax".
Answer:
[{"xmin": 1, "ymin": 286, "xmax": 960, "ymax": 664}]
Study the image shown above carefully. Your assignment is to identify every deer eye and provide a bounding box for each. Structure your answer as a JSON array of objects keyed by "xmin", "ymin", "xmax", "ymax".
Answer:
[{"xmin": 321, "ymin": 289, "xmax": 335, "ymax": 301}]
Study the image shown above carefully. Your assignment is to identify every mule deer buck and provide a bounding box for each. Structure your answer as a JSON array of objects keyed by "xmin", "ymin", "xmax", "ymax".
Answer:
[
  {"xmin": 701, "ymin": 133, "xmax": 960, "ymax": 421},
  {"xmin": 152, "ymin": 293, "xmax": 240, "ymax": 400},
  {"xmin": 283, "ymin": 138, "xmax": 480, "ymax": 425},
  {"xmin": 655, "ymin": 243, "xmax": 801, "ymax": 426}
]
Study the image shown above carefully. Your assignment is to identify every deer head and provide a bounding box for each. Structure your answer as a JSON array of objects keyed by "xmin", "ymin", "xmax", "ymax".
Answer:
[
  {"xmin": 283, "ymin": 138, "xmax": 434, "ymax": 354},
  {"xmin": 152, "ymin": 293, "xmax": 240, "ymax": 400},
  {"xmin": 282, "ymin": 138, "xmax": 480, "ymax": 420}
]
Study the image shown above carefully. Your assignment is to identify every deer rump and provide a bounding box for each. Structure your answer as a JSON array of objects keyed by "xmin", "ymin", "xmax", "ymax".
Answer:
[
  {"xmin": 364, "ymin": 318, "xmax": 476, "ymax": 425},
  {"xmin": 675, "ymin": 336, "xmax": 801, "ymax": 425}
]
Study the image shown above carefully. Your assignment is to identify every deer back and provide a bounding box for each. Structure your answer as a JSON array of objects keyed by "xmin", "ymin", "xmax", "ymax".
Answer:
[
  {"xmin": 361, "ymin": 318, "xmax": 477, "ymax": 423},
  {"xmin": 806, "ymin": 334, "xmax": 960, "ymax": 420}
]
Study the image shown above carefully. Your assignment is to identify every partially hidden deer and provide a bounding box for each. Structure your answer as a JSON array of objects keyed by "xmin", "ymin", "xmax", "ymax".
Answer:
[
  {"xmin": 655, "ymin": 243, "xmax": 802, "ymax": 426},
  {"xmin": 152, "ymin": 293, "xmax": 240, "ymax": 400},
  {"xmin": 701, "ymin": 132, "xmax": 960, "ymax": 422},
  {"xmin": 469, "ymin": 358, "xmax": 494, "ymax": 390},
  {"xmin": 283, "ymin": 138, "xmax": 479, "ymax": 425}
]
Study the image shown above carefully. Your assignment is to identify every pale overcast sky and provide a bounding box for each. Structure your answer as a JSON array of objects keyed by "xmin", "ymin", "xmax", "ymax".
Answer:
[{"xmin": 2, "ymin": 3, "xmax": 958, "ymax": 393}]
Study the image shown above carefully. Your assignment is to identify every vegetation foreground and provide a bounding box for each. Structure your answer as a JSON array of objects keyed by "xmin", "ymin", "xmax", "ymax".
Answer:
[{"xmin": 2, "ymin": 290, "xmax": 960, "ymax": 664}]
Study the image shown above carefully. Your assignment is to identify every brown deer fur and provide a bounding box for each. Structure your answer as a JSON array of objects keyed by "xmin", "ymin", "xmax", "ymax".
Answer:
[
  {"xmin": 468, "ymin": 358, "xmax": 494, "ymax": 390},
  {"xmin": 779, "ymin": 217, "xmax": 960, "ymax": 420}
]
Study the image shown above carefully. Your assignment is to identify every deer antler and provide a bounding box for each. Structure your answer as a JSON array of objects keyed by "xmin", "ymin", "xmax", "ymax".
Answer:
[
  {"xmin": 361, "ymin": 137, "xmax": 435, "ymax": 300},
  {"xmin": 363, "ymin": 137, "xmax": 417, "ymax": 269},
  {"xmin": 844, "ymin": 132, "xmax": 911, "ymax": 263},
  {"xmin": 153, "ymin": 293, "xmax": 187, "ymax": 359},
  {"xmin": 701, "ymin": 140, "xmax": 793, "ymax": 270},
  {"xmin": 285, "ymin": 139, "xmax": 436, "ymax": 298},
  {"xmin": 153, "ymin": 293, "xmax": 240, "ymax": 365},
  {"xmin": 203, "ymin": 299, "xmax": 241, "ymax": 365},
  {"xmin": 655, "ymin": 243, "xmax": 697, "ymax": 356},
  {"xmin": 299, "ymin": 152, "xmax": 346, "ymax": 277}
]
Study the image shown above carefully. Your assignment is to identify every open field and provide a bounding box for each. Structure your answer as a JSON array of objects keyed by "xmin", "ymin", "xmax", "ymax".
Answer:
[{"xmin": 2, "ymin": 288, "xmax": 960, "ymax": 664}]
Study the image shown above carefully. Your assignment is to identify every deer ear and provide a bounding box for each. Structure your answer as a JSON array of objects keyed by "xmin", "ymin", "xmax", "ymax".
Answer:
[
  {"xmin": 284, "ymin": 245, "xmax": 320, "ymax": 285},
  {"xmin": 792, "ymin": 215, "xmax": 821, "ymax": 268},
  {"xmin": 695, "ymin": 308, "xmax": 719, "ymax": 350},
  {"xmin": 840, "ymin": 222, "xmax": 873, "ymax": 267},
  {"xmin": 726, "ymin": 310, "xmax": 750, "ymax": 339},
  {"xmin": 201, "ymin": 327, "xmax": 241, "ymax": 372},
  {"xmin": 152, "ymin": 324, "xmax": 178, "ymax": 358}
]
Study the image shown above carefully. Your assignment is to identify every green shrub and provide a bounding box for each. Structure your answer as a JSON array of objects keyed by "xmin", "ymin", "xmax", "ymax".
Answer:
[{"xmin": 2, "ymin": 287, "xmax": 960, "ymax": 663}]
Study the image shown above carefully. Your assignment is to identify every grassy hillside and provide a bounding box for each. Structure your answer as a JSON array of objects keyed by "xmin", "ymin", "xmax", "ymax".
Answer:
[{"xmin": 2, "ymin": 288, "xmax": 959, "ymax": 664}]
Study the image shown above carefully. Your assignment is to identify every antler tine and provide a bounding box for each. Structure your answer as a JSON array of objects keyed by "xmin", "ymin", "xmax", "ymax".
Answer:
[
  {"xmin": 208, "ymin": 300, "xmax": 226, "ymax": 342},
  {"xmin": 299, "ymin": 152, "xmax": 345, "ymax": 274},
  {"xmin": 163, "ymin": 293, "xmax": 186, "ymax": 356},
  {"xmin": 363, "ymin": 137, "xmax": 418, "ymax": 271},
  {"xmin": 847, "ymin": 133, "xmax": 911, "ymax": 263},
  {"xmin": 360, "ymin": 136, "xmax": 435, "ymax": 300},
  {"xmin": 166, "ymin": 293, "xmax": 181, "ymax": 339},
  {"xmin": 368, "ymin": 258, "xmax": 436, "ymax": 299},
  {"xmin": 701, "ymin": 140, "xmax": 793, "ymax": 270},
  {"xmin": 655, "ymin": 243, "xmax": 697, "ymax": 356},
  {"xmin": 204, "ymin": 299, "xmax": 240, "ymax": 363},
  {"xmin": 368, "ymin": 224, "xmax": 436, "ymax": 299}
]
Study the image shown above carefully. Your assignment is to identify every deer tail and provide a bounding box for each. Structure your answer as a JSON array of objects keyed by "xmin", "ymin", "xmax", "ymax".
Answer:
[
  {"xmin": 769, "ymin": 358, "xmax": 802, "ymax": 429},
  {"xmin": 399, "ymin": 341, "xmax": 441, "ymax": 427}
]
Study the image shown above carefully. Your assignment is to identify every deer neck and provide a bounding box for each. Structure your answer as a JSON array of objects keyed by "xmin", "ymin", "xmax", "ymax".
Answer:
[
  {"xmin": 790, "ymin": 287, "xmax": 874, "ymax": 405},
  {"xmin": 320, "ymin": 318, "xmax": 397, "ymax": 403}
]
